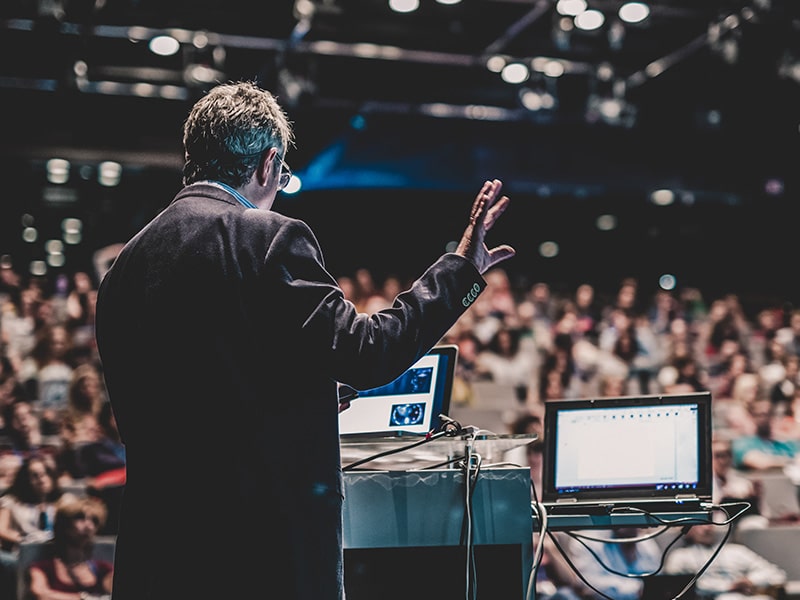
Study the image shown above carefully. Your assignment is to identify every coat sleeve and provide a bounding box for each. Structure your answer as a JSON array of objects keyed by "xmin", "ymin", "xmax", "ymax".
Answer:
[{"xmin": 265, "ymin": 216, "xmax": 486, "ymax": 390}]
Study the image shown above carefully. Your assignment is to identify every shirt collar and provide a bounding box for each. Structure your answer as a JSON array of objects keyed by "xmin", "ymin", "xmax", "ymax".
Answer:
[{"xmin": 203, "ymin": 180, "xmax": 257, "ymax": 209}]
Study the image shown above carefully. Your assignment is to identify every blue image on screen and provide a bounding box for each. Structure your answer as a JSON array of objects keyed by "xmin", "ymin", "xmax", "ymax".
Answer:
[
  {"xmin": 389, "ymin": 402, "xmax": 426, "ymax": 427},
  {"xmin": 357, "ymin": 366, "xmax": 433, "ymax": 398}
]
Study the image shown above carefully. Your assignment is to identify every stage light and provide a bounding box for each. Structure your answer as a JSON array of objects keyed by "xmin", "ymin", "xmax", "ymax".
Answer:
[
  {"xmin": 574, "ymin": 9, "xmax": 604, "ymax": 31},
  {"xmin": 46, "ymin": 158, "xmax": 70, "ymax": 184},
  {"xmin": 650, "ymin": 189, "xmax": 675, "ymax": 206},
  {"xmin": 501, "ymin": 62, "xmax": 529, "ymax": 84},
  {"xmin": 556, "ymin": 0, "xmax": 587, "ymax": 17},
  {"xmin": 389, "ymin": 0, "xmax": 419, "ymax": 14},
  {"xmin": 618, "ymin": 2, "xmax": 649, "ymax": 24},
  {"xmin": 149, "ymin": 35, "xmax": 180, "ymax": 57},
  {"xmin": 98, "ymin": 161, "xmax": 122, "ymax": 187}
]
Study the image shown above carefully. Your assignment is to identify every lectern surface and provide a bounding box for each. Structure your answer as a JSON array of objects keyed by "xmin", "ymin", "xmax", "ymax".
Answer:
[{"xmin": 341, "ymin": 432, "xmax": 536, "ymax": 471}]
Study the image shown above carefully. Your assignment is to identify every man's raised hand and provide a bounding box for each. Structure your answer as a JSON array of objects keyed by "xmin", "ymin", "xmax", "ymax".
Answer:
[{"xmin": 455, "ymin": 179, "xmax": 515, "ymax": 274}]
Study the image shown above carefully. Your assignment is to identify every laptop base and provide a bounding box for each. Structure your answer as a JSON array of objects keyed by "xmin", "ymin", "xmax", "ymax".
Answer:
[{"xmin": 532, "ymin": 509, "xmax": 714, "ymax": 530}]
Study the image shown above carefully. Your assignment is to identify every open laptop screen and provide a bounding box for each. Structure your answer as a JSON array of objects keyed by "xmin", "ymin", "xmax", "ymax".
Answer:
[
  {"xmin": 541, "ymin": 392, "xmax": 713, "ymax": 507},
  {"xmin": 339, "ymin": 345, "xmax": 457, "ymax": 438}
]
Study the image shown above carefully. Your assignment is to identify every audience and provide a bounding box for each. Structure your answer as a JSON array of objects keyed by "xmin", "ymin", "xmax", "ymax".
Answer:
[{"xmin": 2, "ymin": 260, "xmax": 800, "ymax": 598}]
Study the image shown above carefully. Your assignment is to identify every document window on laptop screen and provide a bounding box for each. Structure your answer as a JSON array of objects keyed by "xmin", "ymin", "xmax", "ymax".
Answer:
[
  {"xmin": 339, "ymin": 345, "xmax": 457, "ymax": 439},
  {"xmin": 541, "ymin": 392, "xmax": 713, "ymax": 510}
]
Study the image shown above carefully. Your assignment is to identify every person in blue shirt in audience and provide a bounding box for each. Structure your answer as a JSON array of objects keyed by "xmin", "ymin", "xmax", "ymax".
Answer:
[{"xmin": 732, "ymin": 398, "xmax": 799, "ymax": 471}]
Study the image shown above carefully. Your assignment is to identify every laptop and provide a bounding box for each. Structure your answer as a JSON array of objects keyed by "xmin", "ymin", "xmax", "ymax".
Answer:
[
  {"xmin": 540, "ymin": 392, "xmax": 714, "ymax": 528},
  {"xmin": 339, "ymin": 345, "xmax": 457, "ymax": 439}
]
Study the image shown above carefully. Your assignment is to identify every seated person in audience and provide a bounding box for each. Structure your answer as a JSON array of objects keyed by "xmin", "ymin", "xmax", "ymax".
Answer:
[
  {"xmin": 664, "ymin": 522, "xmax": 786, "ymax": 600},
  {"xmin": 535, "ymin": 531, "xmax": 591, "ymax": 600},
  {"xmin": 0, "ymin": 453, "xmax": 68, "ymax": 549},
  {"xmin": 82, "ymin": 402, "xmax": 125, "ymax": 536},
  {"xmin": 711, "ymin": 437, "xmax": 766, "ymax": 528},
  {"xmin": 562, "ymin": 526, "xmax": 662, "ymax": 600},
  {"xmin": 732, "ymin": 398, "xmax": 800, "ymax": 471},
  {"xmin": 58, "ymin": 401, "xmax": 124, "ymax": 485},
  {"xmin": 509, "ymin": 409, "xmax": 544, "ymax": 438},
  {"xmin": 20, "ymin": 323, "xmax": 76, "ymax": 437},
  {"xmin": 55, "ymin": 400, "xmax": 125, "ymax": 536},
  {"xmin": 714, "ymin": 372, "xmax": 761, "ymax": 437},
  {"xmin": 59, "ymin": 364, "xmax": 107, "ymax": 450},
  {"xmin": 27, "ymin": 495, "xmax": 113, "ymax": 600},
  {"xmin": 474, "ymin": 325, "xmax": 536, "ymax": 401},
  {"xmin": 0, "ymin": 453, "xmax": 71, "ymax": 598},
  {"xmin": 767, "ymin": 353, "xmax": 798, "ymax": 410},
  {"xmin": 503, "ymin": 410, "xmax": 544, "ymax": 486},
  {"xmin": 2, "ymin": 399, "xmax": 60, "ymax": 459},
  {"xmin": 519, "ymin": 434, "xmax": 546, "ymax": 500},
  {"xmin": 0, "ymin": 453, "xmax": 22, "ymax": 490},
  {"xmin": 0, "ymin": 364, "xmax": 29, "ymax": 436},
  {"xmin": 771, "ymin": 386, "xmax": 800, "ymax": 442}
]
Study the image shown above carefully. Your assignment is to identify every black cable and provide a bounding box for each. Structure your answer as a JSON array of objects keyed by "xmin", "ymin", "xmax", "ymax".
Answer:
[
  {"xmin": 546, "ymin": 501, "xmax": 750, "ymax": 600},
  {"xmin": 456, "ymin": 436, "xmax": 483, "ymax": 600},
  {"xmin": 342, "ymin": 429, "xmax": 450, "ymax": 471},
  {"xmin": 565, "ymin": 521, "xmax": 688, "ymax": 579},
  {"xmin": 548, "ymin": 528, "xmax": 617, "ymax": 600},
  {"xmin": 605, "ymin": 501, "xmax": 751, "ymax": 528},
  {"xmin": 416, "ymin": 455, "xmax": 466, "ymax": 470},
  {"xmin": 528, "ymin": 499, "xmax": 549, "ymax": 600}
]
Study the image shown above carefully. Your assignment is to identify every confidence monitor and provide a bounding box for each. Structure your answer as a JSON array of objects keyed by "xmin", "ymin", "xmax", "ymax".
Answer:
[
  {"xmin": 541, "ymin": 391, "xmax": 713, "ymax": 528},
  {"xmin": 339, "ymin": 345, "xmax": 457, "ymax": 439}
]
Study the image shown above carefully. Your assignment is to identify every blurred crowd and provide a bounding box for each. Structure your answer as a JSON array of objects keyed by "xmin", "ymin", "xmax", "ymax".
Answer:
[
  {"xmin": 339, "ymin": 265, "xmax": 800, "ymax": 599},
  {"xmin": 1, "ymin": 258, "xmax": 800, "ymax": 599}
]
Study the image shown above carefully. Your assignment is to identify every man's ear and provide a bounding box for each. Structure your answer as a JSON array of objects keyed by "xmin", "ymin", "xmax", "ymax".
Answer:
[{"xmin": 256, "ymin": 147, "xmax": 279, "ymax": 186}]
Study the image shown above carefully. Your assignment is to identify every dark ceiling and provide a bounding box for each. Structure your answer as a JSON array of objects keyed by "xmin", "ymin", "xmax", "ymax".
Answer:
[{"xmin": 1, "ymin": 0, "xmax": 799, "ymax": 305}]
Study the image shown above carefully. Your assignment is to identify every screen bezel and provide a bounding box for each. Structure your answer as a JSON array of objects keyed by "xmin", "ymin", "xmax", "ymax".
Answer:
[{"xmin": 541, "ymin": 391, "xmax": 713, "ymax": 505}]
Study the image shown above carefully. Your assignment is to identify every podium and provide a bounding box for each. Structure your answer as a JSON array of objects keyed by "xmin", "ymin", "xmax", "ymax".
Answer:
[{"xmin": 341, "ymin": 435, "xmax": 535, "ymax": 600}]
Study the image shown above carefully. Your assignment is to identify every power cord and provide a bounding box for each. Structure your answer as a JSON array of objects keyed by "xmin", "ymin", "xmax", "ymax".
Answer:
[
  {"xmin": 342, "ymin": 414, "xmax": 463, "ymax": 471},
  {"xmin": 544, "ymin": 501, "xmax": 751, "ymax": 600},
  {"xmin": 460, "ymin": 430, "xmax": 483, "ymax": 600},
  {"xmin": 527, "ymin": 499, "xmax": 549, "ymax": 600}
]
